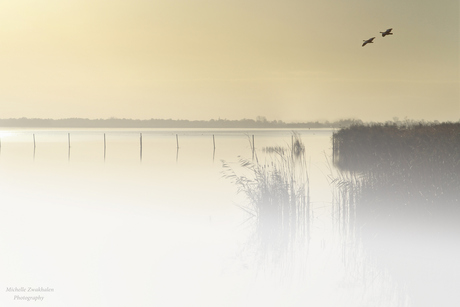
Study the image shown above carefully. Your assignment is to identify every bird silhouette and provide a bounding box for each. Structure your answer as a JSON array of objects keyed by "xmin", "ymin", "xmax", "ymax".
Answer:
[
  {"xmin": 380, "ymin": 28, "xmax": 393, "ymax": 37},
  {"xmin": 362, "ymin": 37, "xmax": 375, "ymax": 47}
]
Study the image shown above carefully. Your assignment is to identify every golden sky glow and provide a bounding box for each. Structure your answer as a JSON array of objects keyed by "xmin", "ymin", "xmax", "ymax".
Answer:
[{"xmin": 0, "ymin": 0, "xmax": 458, "ymax": 122}]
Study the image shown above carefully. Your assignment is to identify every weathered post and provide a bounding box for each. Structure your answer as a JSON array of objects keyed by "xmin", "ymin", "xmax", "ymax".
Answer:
[
  {"xmin": 252, "ymin": 135, "xmax": 255, "ymax": 160},
  {"xmin": 68, "ymin": 133, "xmax": 71, "ymax": 161},
  {"xmin": 332, "ymin": 132, "xmax": 335, "ymax": 163},
  {"xmin": 140, "ymin": 133, "xmax": 143, "ymax": 161},
  {"xmin": 33, "ymin": 134, "xmax": 36, "ymax": 160},
  {"xmin": 212, "ymin": 134, "xmax": 216, "ymax": 162}
]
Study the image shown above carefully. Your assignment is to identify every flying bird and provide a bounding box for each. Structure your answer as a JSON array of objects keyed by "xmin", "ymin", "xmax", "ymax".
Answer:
[
  {"xmin": 380, "ymin": 28, "xmax": 393, "ymax": 37},
  {"xmin": 362, "ymin": 37, "xmax": 375, "ymax": 47}
]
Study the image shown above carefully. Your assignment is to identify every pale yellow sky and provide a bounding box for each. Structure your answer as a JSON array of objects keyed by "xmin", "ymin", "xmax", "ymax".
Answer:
[{"xmin": 0, "ymin": 0, "xmax": 458, "ymax": 122}]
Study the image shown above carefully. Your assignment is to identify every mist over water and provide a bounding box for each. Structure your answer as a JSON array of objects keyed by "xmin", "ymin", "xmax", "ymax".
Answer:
[{"xmin": 0, "ymin": 128, "xmax": 457, "ymax": 306}]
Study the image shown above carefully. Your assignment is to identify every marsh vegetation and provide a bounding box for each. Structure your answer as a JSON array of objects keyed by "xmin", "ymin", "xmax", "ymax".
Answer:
[
  {"xmin": 222, "ymin": 133, "xmax": 310, "ymax": 267},
  {"xmin": 331, "ymin": 122, "xmax": 460, "ymax": 307},
  {"xmin": 332, "ymin": 122, "xmax": 460, "ymax": 226}
]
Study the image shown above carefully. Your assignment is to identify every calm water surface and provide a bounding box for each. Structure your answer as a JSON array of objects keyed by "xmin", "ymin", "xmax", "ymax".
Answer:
[{"xmin": 0, "ymin": 128, "xmax": 420, "ymax": 306}]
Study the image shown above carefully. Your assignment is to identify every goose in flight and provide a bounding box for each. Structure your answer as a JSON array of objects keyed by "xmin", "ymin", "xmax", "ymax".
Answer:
[
  {"xmin": 380, "ymin": 28, "xmax": 393, "ymax": 37},
  {"xmin": 362, "ymin": 37, "xmax": 375, "ymax": 47}
]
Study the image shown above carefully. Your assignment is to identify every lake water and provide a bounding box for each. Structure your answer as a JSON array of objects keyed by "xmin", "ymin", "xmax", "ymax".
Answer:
[{"xmin": 0, "ymin": 128, "xmax": 456, "ymax": 306}]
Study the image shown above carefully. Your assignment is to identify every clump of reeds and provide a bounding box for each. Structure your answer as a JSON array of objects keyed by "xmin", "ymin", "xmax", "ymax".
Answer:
[
  {"xmin": 261, "ymin": 132, "xmax": 305, "ymax": 157},
  {"xmin": 332, "ymin": 122, "xmax": 460, "ymax": 207},
  {"xmin": 292, "ymin": 132, "xmax": 305, "ymax": 159},
  {"xmin": 329, "ymin": 122, "xmax": 460, "ymax": 284},
  {"xmin": 222, "ymin": 133, "xmax": 310, "ymax": 263},
  {"xmin": 329, "ymin": 121, "xmax": 460, "ymax": 256},
  {"xmin": 262, "ymin": 146, "xmax": 285, "ymax": 155},
  {"xmin": 330, "ymin": 122, "xmax": 460, "ymax": 307}
]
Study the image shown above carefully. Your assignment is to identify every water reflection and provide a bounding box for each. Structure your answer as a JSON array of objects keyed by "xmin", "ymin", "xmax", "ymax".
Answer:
[
  {"xmin": 5, "ymin": 128, "xmax": 452, "ymax": 306},
  {"xmin": 332, "ymin": 125, "xmax": 460, "ymax": 306}
]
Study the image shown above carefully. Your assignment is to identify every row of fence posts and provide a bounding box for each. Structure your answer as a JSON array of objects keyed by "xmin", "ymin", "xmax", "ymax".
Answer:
[{"xmin": 16, "ymin": 133, "xmax": 257, "ymax": 162}]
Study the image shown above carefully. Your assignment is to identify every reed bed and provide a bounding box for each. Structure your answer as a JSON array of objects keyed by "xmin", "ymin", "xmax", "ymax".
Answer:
[
  {"xmin": 333, "ymin": 122, "xmax": 460, "ymax": 207},
  {"xmin": 330, "ymin": 122, "xmax": 460, "ymax": 251},
  {"xmin": 330, "ymin": 122, "xmax": 460, "ymax": 307},
  {"xmin": 222, "ymin": 134, "xmax": 310, "ymax": 265}
]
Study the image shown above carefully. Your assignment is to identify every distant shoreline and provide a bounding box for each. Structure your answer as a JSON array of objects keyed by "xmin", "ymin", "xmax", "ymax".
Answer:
[
  {"xmin": 0, "ymin": 118, "xmax": 455, "ymax": 129},
  {"xmin": 0, "ymin": 118, "xmax": 357, "ymax": 129}
]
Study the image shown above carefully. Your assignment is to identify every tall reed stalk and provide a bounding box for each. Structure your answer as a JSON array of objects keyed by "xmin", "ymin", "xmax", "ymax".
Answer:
[{"xmin": 222, "ymin": 133, "xmax": 310, "ymax": 266}]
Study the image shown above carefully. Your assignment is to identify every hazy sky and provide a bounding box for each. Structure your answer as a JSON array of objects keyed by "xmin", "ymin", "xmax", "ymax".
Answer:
[{"xmin": 0, "ymin": 0, "xmax": 458, "ymax": 122}]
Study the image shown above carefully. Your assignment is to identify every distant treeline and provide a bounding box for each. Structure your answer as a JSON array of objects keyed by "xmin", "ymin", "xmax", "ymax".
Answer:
[{"xmin": 0, "ymin": 117, "xmax": 364, "ymax": 128}]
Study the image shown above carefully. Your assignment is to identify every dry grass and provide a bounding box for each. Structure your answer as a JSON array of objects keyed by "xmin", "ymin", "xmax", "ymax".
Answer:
[{"xmin": 222, "ymin": 133, "xmax": 310, "ymax": 263}]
